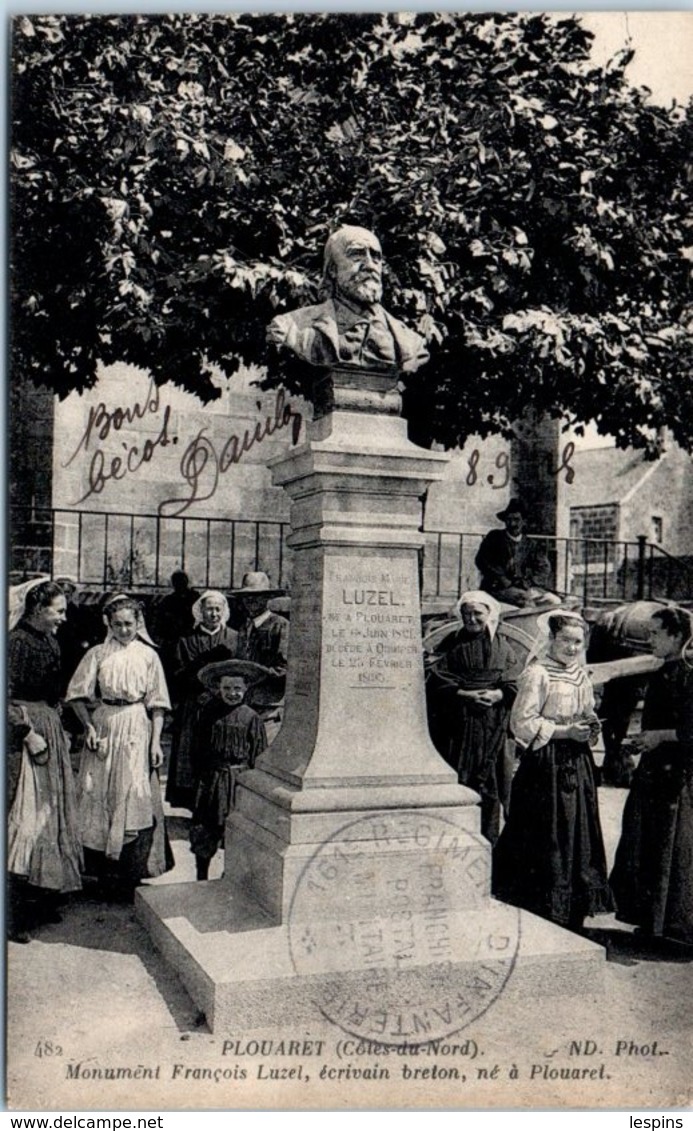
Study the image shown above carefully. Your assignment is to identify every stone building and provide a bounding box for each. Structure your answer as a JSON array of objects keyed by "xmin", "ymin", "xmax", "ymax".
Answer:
[{"xmin": 562, "ymin": 438, "xmax": 693, "ymax": 600}]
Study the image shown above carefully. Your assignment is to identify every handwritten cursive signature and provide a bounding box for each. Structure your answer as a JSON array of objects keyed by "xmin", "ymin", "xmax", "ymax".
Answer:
[
  {"xmin": 159, "ymin": 388, "xmax": 303, "ymax": 518},
  {"xmin": 65, "ymin": 379, "xmax": 176, "ymax": 505},
  {"xmin": 64, "ymin": 378, "xmax": 163, "ymax": 467}
]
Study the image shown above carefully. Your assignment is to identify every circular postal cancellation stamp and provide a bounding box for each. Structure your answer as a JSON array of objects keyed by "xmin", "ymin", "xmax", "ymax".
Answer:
[{"xmin": 287, "ymin": 811, "xmax": 521, "ymax": 1047}]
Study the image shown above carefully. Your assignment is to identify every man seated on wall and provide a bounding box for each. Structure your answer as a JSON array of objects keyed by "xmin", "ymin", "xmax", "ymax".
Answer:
[{"xmin": 475, "ymin": 499, "xmax": 561, "ymax": 609}]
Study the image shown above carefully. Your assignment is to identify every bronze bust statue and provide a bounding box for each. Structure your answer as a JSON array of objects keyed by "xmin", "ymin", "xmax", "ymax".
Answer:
[{"xmin": 267, "ymin": 226, "xmax": 429, "ymax": 375}]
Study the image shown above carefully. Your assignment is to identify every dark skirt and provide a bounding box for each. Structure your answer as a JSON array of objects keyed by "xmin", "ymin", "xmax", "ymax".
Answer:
[
  {"xmin": 454, "ymin": 704, "xmax": 507, "ymax": 797},
  {"xmin": 189, "ymin": 765, "xmax": 240, "ymax": 861},
  {"xmin": 166, "ymin": 693, "xmax": 211, "ymax": 810},
  {"xmin": 8, "ymin": 701, "xmax": 83, "ymax": 893},
  {"xmin": 453, "ymin": 705, "xmax": 514, "ymax": 845},
  {"xmin": 610, "ymin": 750, "xmax": 693, "ymax": 941},
  {"xmin": 493, "ymin": 738, "xmax": 614, "ymax": 926}
]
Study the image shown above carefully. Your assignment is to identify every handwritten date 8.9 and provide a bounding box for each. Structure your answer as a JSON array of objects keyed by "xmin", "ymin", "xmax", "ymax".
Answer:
[{"xmin": 465, "ymin": 443, "xmax": 575, "ymax": 488}]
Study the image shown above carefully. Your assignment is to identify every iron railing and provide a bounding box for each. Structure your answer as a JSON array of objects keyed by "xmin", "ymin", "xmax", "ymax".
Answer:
[
  {"xmin": 422, "ymin": 530, "xmax": 693, "ymax": 605},
  {"xmin": 10, "ymin": 506, "xmax": 693, "ymax": 604},
  {"xmin": 9, "ymin": 506, "xmax": 291, "ymax": 592}
]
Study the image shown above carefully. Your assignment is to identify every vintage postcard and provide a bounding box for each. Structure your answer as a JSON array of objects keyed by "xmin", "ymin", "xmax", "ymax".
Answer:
[{"xmin": 6, "ymin": 9, "xmax": 693, "ymax": 1112}]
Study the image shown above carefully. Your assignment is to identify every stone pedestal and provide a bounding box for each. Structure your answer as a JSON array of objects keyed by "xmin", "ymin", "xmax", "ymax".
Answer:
[
  {"xmin": 224, "ymin": 404, "xmax": 479, "ymax": 924},
  {"xmin": 137, "ymin": 371, "xmax": 604, "ymax": 1039}
]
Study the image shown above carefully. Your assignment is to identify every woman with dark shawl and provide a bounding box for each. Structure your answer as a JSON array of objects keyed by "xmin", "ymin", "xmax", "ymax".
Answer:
[
  {"xmin": 610, "ymin": 606, "xmax": 693, "ymax": 944},
  {"xmin": 165, "ymin": 590, "xmax": 239, "ymax": 811},
  {"xmin": 428, "ymin": 590, "xmax": 520, "ymax": 844}
]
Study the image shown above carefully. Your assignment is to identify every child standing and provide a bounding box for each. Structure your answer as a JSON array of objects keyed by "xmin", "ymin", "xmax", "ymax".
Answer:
[{"xmin": 189, "ymin": 659, "xmax": 268, "ymax": 881}]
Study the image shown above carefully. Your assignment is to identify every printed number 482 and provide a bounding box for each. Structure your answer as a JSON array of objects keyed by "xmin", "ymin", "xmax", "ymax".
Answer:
[{"xmin": 34, "ymin": 1040, "xmax": 63, "ymax": 1057}]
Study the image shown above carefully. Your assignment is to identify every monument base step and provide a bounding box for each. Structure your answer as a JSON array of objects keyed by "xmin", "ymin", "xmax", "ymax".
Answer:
[{"xmin": 136, "ymin": 880, "xmax": 605, "ymax": 1037}]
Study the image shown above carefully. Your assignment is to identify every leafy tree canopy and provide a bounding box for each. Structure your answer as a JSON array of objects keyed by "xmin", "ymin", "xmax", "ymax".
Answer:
[{"xmin": 10, "ymin": 12, "xmax": 693, "ymax": 449}]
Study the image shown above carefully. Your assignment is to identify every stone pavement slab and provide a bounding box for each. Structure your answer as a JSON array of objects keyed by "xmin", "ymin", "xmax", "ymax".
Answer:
[{"xmin": 6, "ymin": 785, "xmax": 692, "ymax": 1111}]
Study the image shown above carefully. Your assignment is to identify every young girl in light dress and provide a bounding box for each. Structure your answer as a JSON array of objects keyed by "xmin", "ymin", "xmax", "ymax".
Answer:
[
  {"xmin": 66, "ymin": 594, "xmax": 172, "ymax": 897},
  {"xmin": 493, "ymin": 612, "xmax": 613, "ymax": 931}
]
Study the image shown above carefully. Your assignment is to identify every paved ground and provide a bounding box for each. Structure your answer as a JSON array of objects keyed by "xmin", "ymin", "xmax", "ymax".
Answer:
[{"xmin": 6, "ymin": 752, "xmax": 693, "ymax": 1113}]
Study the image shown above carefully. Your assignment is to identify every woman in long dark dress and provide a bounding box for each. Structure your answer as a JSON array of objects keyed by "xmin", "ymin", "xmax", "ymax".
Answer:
[
  {"xmin": 8, "ymin": 580, "xmax": 83, "ymax": 939},
  {"xmin": 165, "ymin": 590, "xmax": 239, "ymax": 811},
  {"xmin": 430, "ymin": 590, "xmax": 520, "ymax": 844},
  {"xmin": 610, "ymin": 606, "xmax": 693, "ymax": 943},
  {"xmin": 493, "ymin": 612, "xmax": 613, "ymax": 930}
]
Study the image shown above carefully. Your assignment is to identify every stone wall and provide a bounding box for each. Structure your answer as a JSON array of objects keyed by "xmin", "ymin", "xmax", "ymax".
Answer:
[
  {"xmin": 570, "ymin": 503, "xmax": 620, "ymax": 543},
  {"xmin": 619, "ymin": 450, "xmax": 693, "ymax": 557},
  {"xmin": 51, "ymin": 362, "xmax": 310, "ymax": 586},
  {"xmin": 9, "ymin": 381, "xmax": 55, "ymax": 577},
  {"xmin": 569, "ymin": 503, "xmax": 621, "ymax": 600},
  {"xmin": 53, "ymin": 362, "xmax": 309, "ymax": 521}
]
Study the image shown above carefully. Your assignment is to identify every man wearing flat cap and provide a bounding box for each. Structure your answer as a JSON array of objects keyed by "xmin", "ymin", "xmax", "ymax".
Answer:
[
  {"xmin": 266, "ymin": 225, "xmax": 429, "ymax": 373},
  {"xmin": 475, "ymin": 499, "xmax": 560, "ymax": 608},
  {"xmin": 231, "ymin": 572, "xmax": 289, "ymax": 743}
]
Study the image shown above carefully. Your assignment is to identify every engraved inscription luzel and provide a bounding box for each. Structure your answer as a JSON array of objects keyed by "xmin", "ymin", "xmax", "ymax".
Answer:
[
  {"xmin": 324, "ymin": 573, "xmax": 419, "ymax": 686},
  {"xmin": 342, "ymin": 589, "xmax": 404, "ymax": 607}
]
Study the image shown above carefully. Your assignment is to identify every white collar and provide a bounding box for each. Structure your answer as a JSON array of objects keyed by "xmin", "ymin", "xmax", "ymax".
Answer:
[
  {"xmin": 105, "ymin": 634, "xmax": 140, "ymax": 650},
  {"xmin": 198, "ymin": 624, "xmax": 221, "ymax": 637},
  {"xmin": 252, "ymin": 609, "xmax": 272, "ymax": 629}
]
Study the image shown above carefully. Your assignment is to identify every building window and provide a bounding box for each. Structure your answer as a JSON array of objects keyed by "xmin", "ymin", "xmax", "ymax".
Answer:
[{"xmin": 652, "ymin": 516, "xmax": 663, "ymax": 544}]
